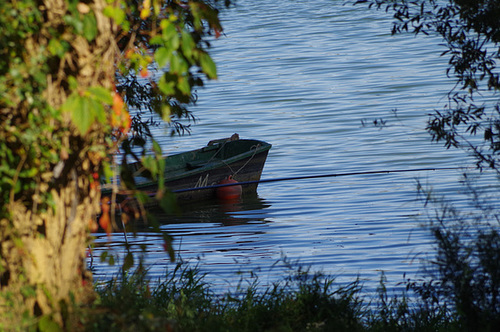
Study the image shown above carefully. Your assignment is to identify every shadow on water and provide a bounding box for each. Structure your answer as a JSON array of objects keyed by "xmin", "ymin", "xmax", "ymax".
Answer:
[
  {"xmin": 151, "ymin": 192, "xmax": 273, "ymax": 226},
  {"xmin": 90, "ymin": 193, "xmax": 275, "ymax": 281}
]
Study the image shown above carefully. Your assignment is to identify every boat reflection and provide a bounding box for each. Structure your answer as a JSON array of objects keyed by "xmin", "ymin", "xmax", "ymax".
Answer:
[
  {"xmin": 89, "ymin": 193, "xmax": 274, "ymax": 281},
  {"xmin": 94, "ymin": 192, "xmax": 273, "ymax": 235},
  {"xmin": 149, "ymin": 193, "xmax": 272, "ymax": 226}
]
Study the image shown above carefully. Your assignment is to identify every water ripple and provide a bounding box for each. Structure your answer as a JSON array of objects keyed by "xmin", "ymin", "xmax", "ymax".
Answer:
[{"xmin": 91, "ymin": 0, "xmax": 482, "ymax": 297}]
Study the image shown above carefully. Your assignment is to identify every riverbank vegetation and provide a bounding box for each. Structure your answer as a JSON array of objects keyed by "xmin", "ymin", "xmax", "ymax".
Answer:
[{"xmin": 81, "ymin": 221, "xmax": 497, "ymax": 332}]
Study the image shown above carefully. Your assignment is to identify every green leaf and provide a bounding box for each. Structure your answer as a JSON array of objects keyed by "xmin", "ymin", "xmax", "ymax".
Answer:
[
  {"xmin": 103, "ymin": 5, "xmax": 125, "ymax": 25},
  {"xmin": 160, "ymin": 20, "xmax": 180, "ymax": 50},
  {"xmin": 89, "ymin": 97, "xmax": 106, "ymax": 123},
  {"xmin": 158, "ymin": 190, "xmax": 181, "ymax": 214},
  {"xmin": 200, "ymin": 52, "xmax": 217, "ymax": 79},
  {"xmin": 155, "ymin": 47, "xmax": 171, "ymax": 68},
  {"xmin": 162, "ymin": 232, "xmax": 176, "ymax": 262},
  {"xmin": 177, "ymin": 76, "xmax": 191, "ymax": 95},
  {"xmin": 87, "ymin": 86, "xmax": 113, "ymax": 123},
  {"xmin": 61, "ymin": 94, "xmax": 78, "ymax": 113},
  {"xmin": 150, "ymin": 35, "xmax": 164, "ymax": 46},
  {"xmin": 181, "ymin": 31, "xmax": 195, "ymax": 60},
  {"xmin": 100, "ymin": 251, "xmax": 116, "ymax": 266},
  {"xmin": 19, "ymin": 167, "xmax": 38, "ymax": 178},
  {"xmin": 152, "ymin": 139, "xmax": 162, "ymax": 157},
  {"xmin": 102, "ymin": 161, "xmax": 113, "ymax": 183},
  {"xmin": 142, "ymin": 155, "xmax": 157, "ymax": 178},
  {"xmin": 83, "ymin": 12, "xmax": 98, "ymax": 41},
  {"xmin": 47, "ymin": 39, "xmax": 68, "ymax": 57},
  {"xmin": 122, "ymin": 252, "xmax": 134, "ymax": 271},
  {"xmin": 69, "ymin": 96, "xmax": 94, "ymax": 134},
  {"xmin": 157, "ymin": 158, "xmax": 166, "ymax": 192},
  {"xmin": 100, "ymin": 251, "xmax": 108, "ymax": 262},
  {"xmin": 39, "ymin": 315, "xmax": 62, "ymax": 332},
  {"xmin": 88, "ymin": 86, "xmax": 113, "ymax": 104},
  {"xmin": 20, "ymin": 285, "xmax": 37, "ymax": 298},
  {"xmin": 170, "ymin": 54, "xmax": 180, "ymax": 74},
  {"xmin": 67, "ymin": 76, "xmax": 78, "ymax": 90},
  {"xmin": 120, "ymin": 160, "xmax": 136, "ymax": 190},
  {"xmin": 161, "ymin": 105, "xmax": 171, "ymax": 123},
  {"xmin": 134, "ymin": 191, "xmax": 151, "ymax": 205},
  {"xmin": 158, "ymin": 75, "xmax": 175, "ymax": 95},
  {"xmin": 64, "ymin": 14, "xmax": 83, "ymax": 34}
]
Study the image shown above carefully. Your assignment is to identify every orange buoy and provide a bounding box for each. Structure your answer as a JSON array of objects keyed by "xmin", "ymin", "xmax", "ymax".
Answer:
[{"xmin": 216, "ymin": 175, "xmax": 242, "ymax": 200}]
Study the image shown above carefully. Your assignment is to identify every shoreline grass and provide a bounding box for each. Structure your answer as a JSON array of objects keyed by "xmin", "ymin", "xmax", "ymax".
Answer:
[{"xmin": 82, "ymin": 260, "xmax": 458, "ymax": 332}]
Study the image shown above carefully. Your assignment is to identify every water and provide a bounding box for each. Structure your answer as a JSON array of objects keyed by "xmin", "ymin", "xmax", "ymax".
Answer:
[{"xmin": 91, "ymin": 0, "xmax": 481, "ymax": 297}]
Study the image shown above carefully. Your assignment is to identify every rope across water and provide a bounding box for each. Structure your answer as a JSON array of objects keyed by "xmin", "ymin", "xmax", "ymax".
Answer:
[{"xmin": 173, "ymin": 167, "xmax": 465, "ymax": 193}]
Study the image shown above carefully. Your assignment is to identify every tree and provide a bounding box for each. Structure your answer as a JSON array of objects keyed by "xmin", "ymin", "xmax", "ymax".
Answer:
[
  {"xmin": 0, "ymin": 0, "xmax": 228, "ymax": 328},
  {"xmin": 356, "ymin": 0, "xmax": 500, "ymax": 171}
]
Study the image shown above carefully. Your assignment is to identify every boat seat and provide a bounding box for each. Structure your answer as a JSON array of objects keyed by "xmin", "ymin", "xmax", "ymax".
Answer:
[{"xmin": 186, "ymin": 161, "xmax": 207, "ymax": 170}]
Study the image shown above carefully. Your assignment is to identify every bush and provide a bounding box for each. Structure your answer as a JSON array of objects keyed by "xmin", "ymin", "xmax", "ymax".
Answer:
[{"xmin": 409, "ymin": 176, "xmax": 500, "ymax": 332}]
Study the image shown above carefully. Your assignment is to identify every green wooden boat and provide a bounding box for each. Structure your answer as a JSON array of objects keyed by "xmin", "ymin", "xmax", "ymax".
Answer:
[{"xmin": 103, "ymin": 137, "xmax": 272, "ymax": 202}]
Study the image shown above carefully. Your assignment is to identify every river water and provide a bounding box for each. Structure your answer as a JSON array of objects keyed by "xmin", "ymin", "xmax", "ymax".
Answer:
[{"xmin": 91, "ymin": 0, "xmax": 481, "ymax": 297}]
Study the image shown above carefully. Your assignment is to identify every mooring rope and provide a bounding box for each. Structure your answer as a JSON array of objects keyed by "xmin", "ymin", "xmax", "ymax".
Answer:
[
  {"xmin": 231, "ymin": 144, "xmax": 260, "ymax": 177},
  {"xmin": 172, "ymin": 167, "xmax": 464, "ymax": 194}
]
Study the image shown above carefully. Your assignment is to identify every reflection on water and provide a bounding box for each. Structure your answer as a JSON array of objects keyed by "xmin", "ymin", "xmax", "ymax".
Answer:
[
  {"xmin": 91, "ymin": 193, "xmax": 274, "ymax": 282},
  {"xmin": 155, "ymin": 193, "xmax": 272, "ymax": 226}
]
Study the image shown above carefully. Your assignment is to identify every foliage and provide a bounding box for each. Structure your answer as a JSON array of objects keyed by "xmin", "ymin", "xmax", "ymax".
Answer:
[
  {"xmin": 0, "ymin": 0, "xmax": 63, "ymax": 215},
  {"xmin": 0, "ymin": 0, "xmax": 231, "ymax": 328},
  {"xmin": 87, "ymin": 260, "xmax": 368, "ymax": 332},
  {"xmin": 355, "ymin": 0, "xmax": 500, "ymax": 171},
  {"xmin": 101, "ymin": 0, "xmax": 233, "ymax": 239},
  {"xmin": 408, "ymin": 176, "xmax": 500, "ymax": 332},
  {"xmin": 86, "ymin": 257, "xmax": 490, "ymax": 332},
  {"xmin": 116, "ymin": 0, "xmax": 224, "ymax": 138},
  {"xmin": 367, "ymin": 272, "xmax": 454, "ymax": 332},
  {"xmin": 0, "ymin": 0, "xmax": 230, "ymax": 225}
]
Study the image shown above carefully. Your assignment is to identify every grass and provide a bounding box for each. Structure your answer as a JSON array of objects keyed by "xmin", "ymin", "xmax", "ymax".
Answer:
[
  {"xmin": 83, "ymin": 260, "xmax": 367, "ymax": 332},
  {"xmin": 80, "ymin": 258, "xmax": 462, "ymax": 332}
]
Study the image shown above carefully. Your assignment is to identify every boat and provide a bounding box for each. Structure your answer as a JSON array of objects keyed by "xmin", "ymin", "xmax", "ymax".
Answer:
[{"xmin": 102, "ymin": 136, "xmax": 272, "ymax": 203}]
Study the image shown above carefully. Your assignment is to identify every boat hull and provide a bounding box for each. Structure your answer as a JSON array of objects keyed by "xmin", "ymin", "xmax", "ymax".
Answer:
[
  {"xmin": 164, "ymin": 149, "xmax": 270, "ymax": 201},
  {"xmin": 103, "ymin": 139, "xmax": 271, "ymax": 203}
]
